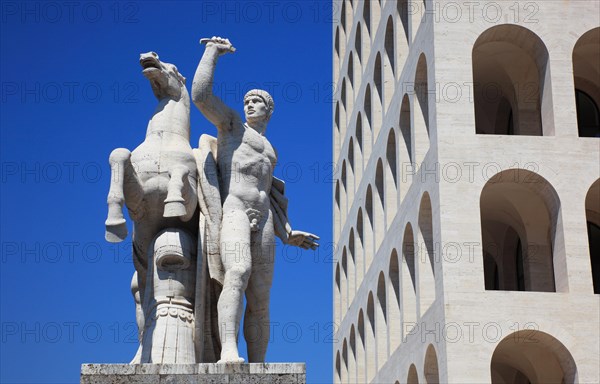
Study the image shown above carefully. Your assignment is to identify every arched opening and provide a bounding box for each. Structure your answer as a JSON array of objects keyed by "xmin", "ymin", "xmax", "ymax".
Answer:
[
  {"xmin": 414, "ymin": 53, "xmax": 430, "ymax": 165},
  {"xmin": 335, "ymin": 262, "xmax": 341, "ymax": 324},
  {"xmin": 490, "ymin": 330, "xmax": 577, "ymax": 383},
  {"xmin": 344, "ymin": 78, "xmax": 354, "ymax": 115},
  {"xmin": 472, "ymin": 25, "xmax": 553, "ymax": 136},
  {"xmin": 355, "ymin": 23, "xmax": 362, "ymax": 64},
  {"xmin": 375, "ymin": 160, "xmax": 386, "ymax": 247},
  {"xmin": 335, "ymin": 102, "xmax": 341, "ymax": 160},
  {"xmin": 366, "ymin": 293, "xmax": 377, "ymax": 382},
  {"xmin": 384, "ymin": 17, "xmax": 395, "ymax": 110},
  {"xmin": 340, "ymin": 161, "xmax": 348, "ymax": 224},
  {"xmin": 365, "ymin": 189, "xmax": 375, "ymax": 270},
  {"xmin": 335, "ymin": 27, "xmax": 341, "ymax": 84},
  {"xmin": 335, "ymin": 180, "xmax": 341, "ymax": 241},
  {"xmin": 349, "ymin": 326, "xmax": 357, "ymax": 383},
  {"xmin": 341, "ymin": 338, "xmax": 348, "ymax": 384},
  {"xmin": 586, "ymin": 179, "xmax": 600, "ymax": 294},
  {"xmin": 341, "ymin": 247, "xmax": 349, "ymax": 313},
  {"xmin": 402, "ymin": 223, "xmax": 417, "ymax": 336},
  {"xmin": 347, "ymin": 231, "xmax": 356, "ymax": 302},
  {"xmin": 480, "ymin": 169, "xmax": 565, "ymax": 292},
  {"xmin": 386, "ymin": 129, "xmax": 399, "ymax": 226},
  {"xmin": 363, "ymin": 0, "xmax": 371, "ymax": 37},
  {"xmin": 335, "ymin": 350, "xmax": 341, "ymax": 384},
  {"xmin": 359, "ymin": 207, "xmax": 373, "ymax": 275},
  {"xmin": 355, "ymin": 116, "xmax": 364, "ymax": 182},
  {"xmin": 407, "ymin": 364, "xmax": 419, "ymax": 384},
  {"xmin": 348, "ymin": 53, "xmax": 355, "ymax": 93},
  {"xmin": 357, "ymin": 311, "xmax": 367, "ymax": 383},
  {"xmin": 418, "ymin": 193, "xmax": 435, "ymax": 316},
  {"xmin": 356, "ymin": 211, "xmax": 366, "ymax": 280},
  {"xmin": 388, "ymin": 250, "xmax": 402, "ymax": 351},
  {"xmin": 424, "ymin": 344, "xmax": 439, "ymax": 384},
  {"xmin": 365, "ymin": 86, "xmax": 374, "ymax": 152},
  {"xmin": 340, "ymin": 0, "xmax": 346, "ymax": 34},
  {"xmin": 399, "ymin": 94, "xmax": 413, "ymax": 200},
  {"xmin": 573, "ymin": 28, "xmax": 600, "ymax": 137},
  {"xmin": 374, "ymin": 54, "xmax": 384, "ymax": 141},
  {"xmin": 397, "ymin": 0, "xmax": 410, "ymax": 45},
  {"xmin": 347, "ymin": 140, "xmax": 355, "ymax": 201},
  {"xmin": 376, "ymin": 272, "xmax": 388, "ymax": 368}
]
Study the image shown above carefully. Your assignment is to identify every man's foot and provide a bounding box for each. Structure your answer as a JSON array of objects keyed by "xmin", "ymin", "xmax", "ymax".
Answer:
[{"xmin": 217, "ymin": 349, "xmax": 245, "ymax": 364}]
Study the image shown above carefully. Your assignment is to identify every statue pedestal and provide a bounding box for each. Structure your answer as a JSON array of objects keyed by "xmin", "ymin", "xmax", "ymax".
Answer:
[{"xmin": 80, "ymin": 363, "xmax": 306, "ymax": 383}]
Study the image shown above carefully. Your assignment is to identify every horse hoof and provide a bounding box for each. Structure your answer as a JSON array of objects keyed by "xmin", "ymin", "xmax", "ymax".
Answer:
[
  {"xmin": 164, "ymin": 201, "xmax": 186, "ymax": 218},
  {"xmin": 105, "ymin": 218, "xmax": 128, "ymax": 242}
]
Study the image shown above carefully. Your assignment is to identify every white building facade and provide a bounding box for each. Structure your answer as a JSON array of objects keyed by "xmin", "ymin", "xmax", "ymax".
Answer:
[{"xmin": 332, "ymin": 1, "xmax": 600, "ymax": 383}]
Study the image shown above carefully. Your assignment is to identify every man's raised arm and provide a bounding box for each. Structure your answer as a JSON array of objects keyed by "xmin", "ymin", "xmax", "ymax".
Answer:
[{"xmin": 192, "ymin": 37, "xmax": 237, "ymax": 128}]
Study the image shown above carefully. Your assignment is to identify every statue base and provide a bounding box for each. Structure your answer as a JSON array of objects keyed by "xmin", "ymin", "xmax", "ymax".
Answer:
[{"xmin": 80, "ymin": 363, "xmax": 306, "ymax": 383}]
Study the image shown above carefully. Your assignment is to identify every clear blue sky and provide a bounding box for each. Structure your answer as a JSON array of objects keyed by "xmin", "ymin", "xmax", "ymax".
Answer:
[{"xmin": 0, "ymin": 1, "xmax": 333, "ymax": 382}]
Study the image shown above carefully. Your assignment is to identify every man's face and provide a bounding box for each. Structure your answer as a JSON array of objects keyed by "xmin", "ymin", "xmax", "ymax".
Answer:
[{"xmin": 244, "ymin": 96, "xmax": 269, "ymax": 122}]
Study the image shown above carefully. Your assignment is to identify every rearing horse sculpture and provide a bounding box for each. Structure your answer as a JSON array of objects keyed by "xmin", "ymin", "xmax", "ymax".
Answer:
[{"xmin": 104, "ymin": 52, "xmax": 199, "ymax": 363}]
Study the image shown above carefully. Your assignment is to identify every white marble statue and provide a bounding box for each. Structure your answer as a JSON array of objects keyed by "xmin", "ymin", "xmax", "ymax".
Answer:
[
  {"xmin": 191, "ymin": 37, "xmax": 319, "ymax": 363},
  {"xmin": 104, "ymin": 52, "xmax": 199, "ymax": 363}
]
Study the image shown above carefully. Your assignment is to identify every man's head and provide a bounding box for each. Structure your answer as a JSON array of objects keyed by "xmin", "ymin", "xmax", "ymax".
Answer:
[{"xmin": 244, "ymin": 89, "xmax": 275, "ymax": 124}]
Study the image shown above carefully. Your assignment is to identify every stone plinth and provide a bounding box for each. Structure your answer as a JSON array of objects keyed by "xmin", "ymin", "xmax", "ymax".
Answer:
[{"xmin": 80, "ymin": 363, "xmax": 306, "ymax": 383}]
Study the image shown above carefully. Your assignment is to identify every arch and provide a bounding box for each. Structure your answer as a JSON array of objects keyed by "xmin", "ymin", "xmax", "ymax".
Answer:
[
  {"xmin": 375, "ymin": 160, "xmax": 386, "ymax": 247},
  {"xmin": 349, "ymin": 326, "xmax": 358, "ymax": 383},
  {"xmin": 384, "ymin": 16, "xmax": 395, "ymax": 110},
  {"xmin": 573, "ymin": 27, "xmax": 600, "ymax": 137},
  {"xmin": 355, "ymin": 23, "xmax": 362, "ymax": 64},
  {"xmin": 366, "ymin": 293, "xmax": 377, "ymax": 382},
  {"xmin": 341, "ymin": 338, "xmax": 349, "ymax": 384},
  {"xmin": 586, "ymin": 179, "xmax": 600, "ymax": 293},
  {"xmin": 399, "ymin": 94, "xmax": 413, "ymax": 200},
  {"xmin": 480, "ymin": 169, "xmax": 565, "ymax": 292},
  {"xmin": 374, "ymin": 54, "xmax": 384, "ymax": 141},
  {"xmin": 334, "ymin": 180, "xmax": 341, "ymax": 241},
  {"xmin": 388, "ymin": 250, "xmax": 402, "ymax": 351},
  {"xmin": 348, "ymin": 53, "xmax": 355, "ymax": 91},
  {"xmin": 340, "ymin": 161, "xmax": 348, "ymax": 224},
  {"xmin": 376, "ymin": 272, "xmax": 388, "ymax": 368},
  {"xmin": 335, "ymin": 349, "xmax": 341, "ymax": 384},
  {"xmin": 357, "ymin": 310, "xmax": 367, "ymax": 383},
  {"xmin": 424, "ymin": 344, "xmax": 439, "ymax": 383},
  {"xmin": 365, "ymin": 186, "xmax": 375, "ymax": 269},
  {"xmin": 407, "ymin": 364, "xmax": 419, "ymax": 384},
  {"xmin": 386, "ymin": 129, "xmax": 399, "ymax": 226},
  {"xmin": 490, "ymin": 330, "xmax": 577, "ymax": 383},
  {"xmin": 341, "ymin": 247, "xmax": 349, "ymax": 313},
  {"xmin": 335, "ymin": 262, "xmax": 341, "ymax": 324},
  {"xmin": 347, "ymin": 231, "xmax": 356, "ymax": 302},
  {"xmin": 472, "ymin": 25, "xmax": 553, "ymax": 136},
  {"xmin": 418, "ymin": 193, "xmax": 436, "ymax": 315},
  {"xmin": 340, "ymin": 0, "xmax": 347, "ymax": 34},
  {"xmin": 414, "ymin": 53, "xmax": 430, "ymax": 165},
  {"xmin": 346, "ymin": 140, "xmax": 355, "ymax": 201},
  {"xmin": 402, "ymin": 223, "xmax": 417, "ymax": 335},
  {"xmin": 364, "ymin": 86, "xmax": 374, "ymax": 153},
  {"xmin": 334, "ymin": 27, "xmax": 341, "ymax": 84},
  {"xmin": 355, "ymin": 115, "xmax": 364, "ymax": 182},
  {"xmin": 358, "ymin": 208, "xmax": 373, "ymax": 276},
  {"xmin": 344, "ymin": 77, "xmax": 354, "ymax": 115},
  {"xmin": 363, "ymin": 0, "xmax": 371, "ymax": 37},
  {"xmin": 397, "ymin": 1, "xmax": 410, "ymax": 45},
  {"xmin": 356, "ymin": 210, "xmax": 366, "ymax": 280},
  {"xmin": 334, "ymin": 102, "xmax": 341, "ymax": 161}
]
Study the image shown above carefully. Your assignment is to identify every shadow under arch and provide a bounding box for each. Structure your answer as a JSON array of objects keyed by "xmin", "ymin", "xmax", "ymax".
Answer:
[{"xmin": 490, "ymin": 330, "xmax": 577, "ymax": 383}]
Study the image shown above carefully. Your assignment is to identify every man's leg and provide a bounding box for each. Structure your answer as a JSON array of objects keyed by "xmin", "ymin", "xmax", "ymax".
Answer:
[
  {"xmin": 218, "ymin": 209, "xmax": 252, "ymax": 363},
  {"xmin": 244, "ymin": 213, "xmax": 275, "ymax": 362}
]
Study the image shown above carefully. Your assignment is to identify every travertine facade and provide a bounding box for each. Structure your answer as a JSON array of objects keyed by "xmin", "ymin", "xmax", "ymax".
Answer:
[{"xmin": 332, "ymin": 1, "xmax": 599, "ymax": 383}]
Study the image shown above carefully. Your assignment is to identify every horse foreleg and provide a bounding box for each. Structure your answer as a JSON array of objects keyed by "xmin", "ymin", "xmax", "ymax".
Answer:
[
  {"xmin": 163, "ymin": 164, "xmax": 189, "ymax": 218},
  {"xmin": 105, "ymin": 148, "xmax": 131, "ymax": 242}
]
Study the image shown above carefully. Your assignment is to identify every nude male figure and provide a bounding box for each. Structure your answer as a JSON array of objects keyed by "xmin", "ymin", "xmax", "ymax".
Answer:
[{"xmin": 192, "ymin": 37, "xmax": 319, "ymax": 363}]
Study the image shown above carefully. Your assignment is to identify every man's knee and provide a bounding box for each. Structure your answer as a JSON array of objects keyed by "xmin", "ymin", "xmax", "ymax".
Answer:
[{"xmin": 224, "ymin": 266, "xmax": 251, "ymax": 289}]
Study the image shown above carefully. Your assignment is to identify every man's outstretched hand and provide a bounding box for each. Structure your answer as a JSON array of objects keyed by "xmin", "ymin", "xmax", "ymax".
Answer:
[
  {"xmin": 200, "ymin": 36, "xmax": 236, "ymax": 55},
  {"xmin": 287, "ymin": 230, "xmax": 320, "ymax": 250}
]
